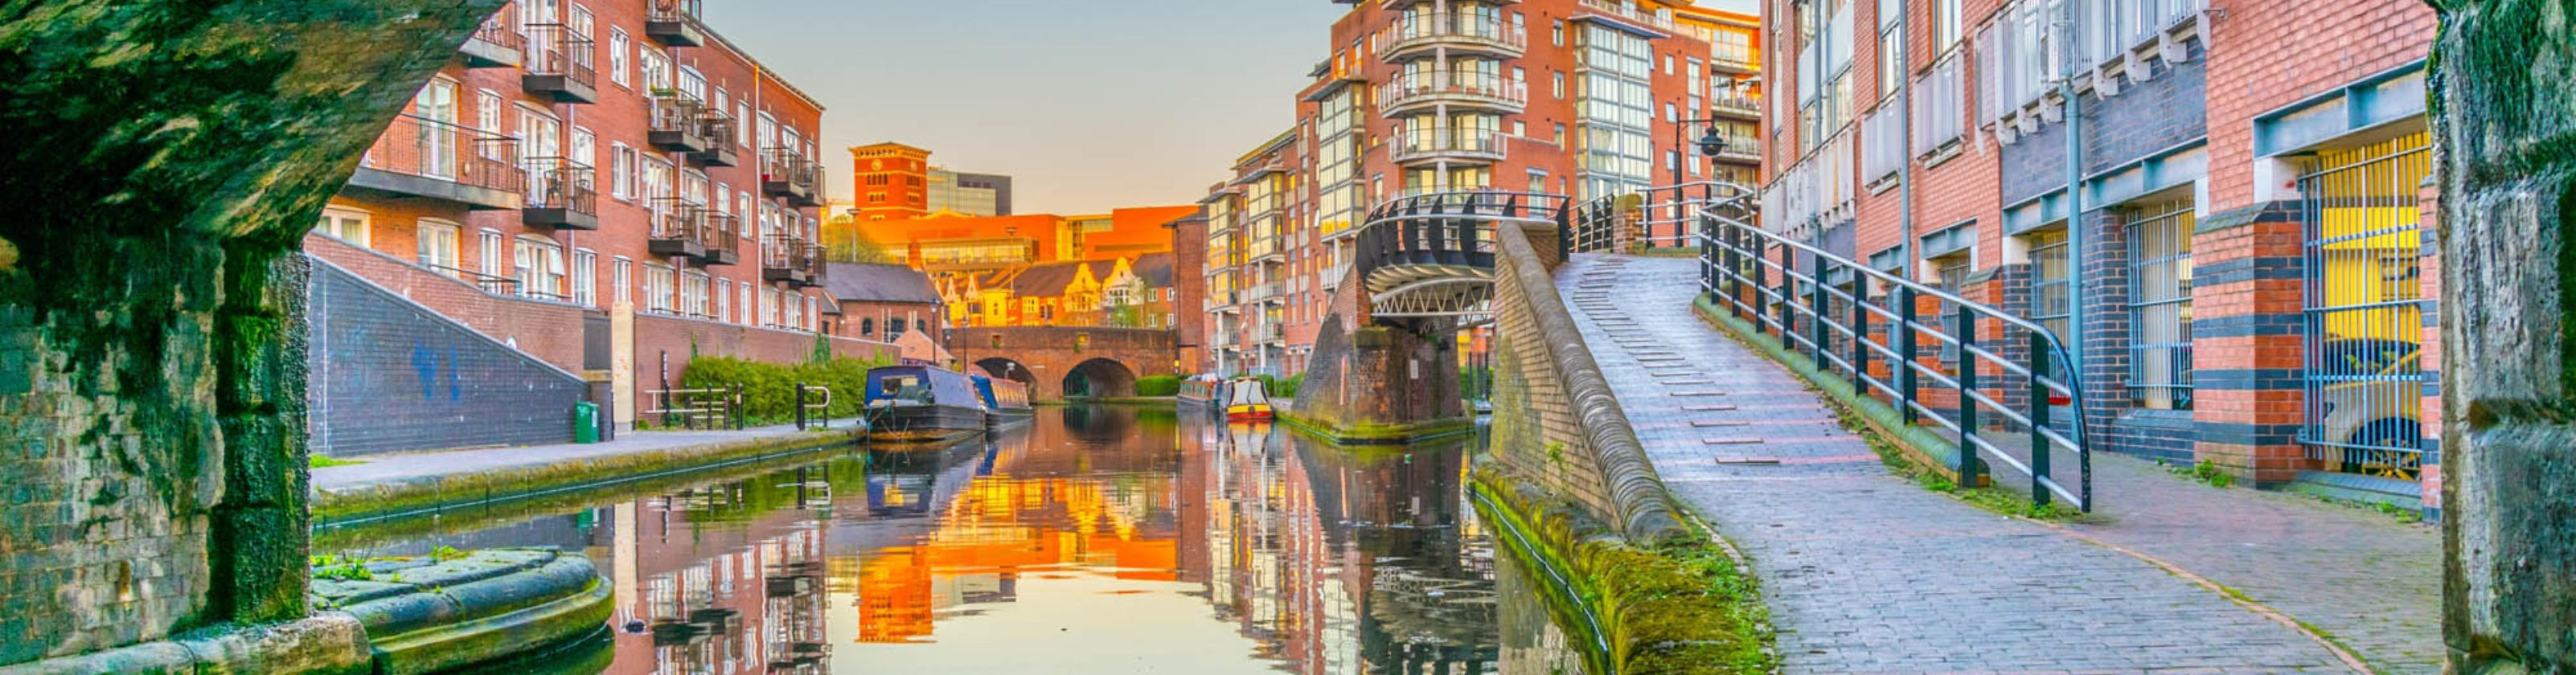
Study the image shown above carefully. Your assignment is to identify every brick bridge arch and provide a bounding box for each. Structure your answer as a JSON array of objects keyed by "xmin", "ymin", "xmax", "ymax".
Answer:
[{"xmin": 947, "ymin": 326, "xmax": 1175, "ymax": 403}]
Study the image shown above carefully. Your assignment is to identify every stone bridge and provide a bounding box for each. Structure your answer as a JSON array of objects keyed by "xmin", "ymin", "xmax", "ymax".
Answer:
[{"xmin": 944, "ymin": 325, "xmax": 1175, "ymax": 403}]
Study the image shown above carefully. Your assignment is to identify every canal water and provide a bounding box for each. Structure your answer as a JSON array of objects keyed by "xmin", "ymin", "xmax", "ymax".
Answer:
[{"xmin": 317, "ymin": 407, "xmax": 1585, "ymax": 674}]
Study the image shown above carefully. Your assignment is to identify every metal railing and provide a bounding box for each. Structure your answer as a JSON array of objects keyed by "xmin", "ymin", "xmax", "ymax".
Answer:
[
  {"xmin": 651, "ymin": 91, "xmax": 713, "ymax": 146},
  {"xmin": 521, "ymin": 157, "xmax": 597, "ymax": 216},
  {"xmin": 1390, "ymin": 128, "xmax": 1509, "ymax": 163},
  {"xmin": 1678, "ymin": 184, "xmax": 2094, "ymax": 511},
  {"xmin": 1380, "ymin": 11, "xmax": 1528, "ymax": 57},
  {"xmin": 1710, "ymin": 94, "xmax": 1762, "ymax": 117},
  {"xmin": 469, "ymin": 4, "xmax": 523, "ymax": 53},
  {"xmin": 646, "ymin": 386, "xmax": 742, "ymax": 431},
  {"xmin": 1577, "ymin": 0, "xmax": 1676, "ymax": 31},
  {"xmin": 1571, "ymin": 182, "xmax": 1754, "ymax": 252},
  {"xmin": 761, "ymin": 148, "xmax": 821, "ymax": 201},
  {"xmin": 650, "ymin": 198, "xmax": 721, "ymax": 254},
  {"xmin": 794, "ymin": 383, "xmax": 833, "ymax": 430},
  {"xmin": 523, "ymin": 23, "xmax": 594, "ymax": 88},
  {"xmin": 764, "ymin": 234, "xmax": 821, "ymax": 275},
  {"xmin": 1375, "ymin": 72, "xmax": 1528, "ymax": 113},
  {"xmin": 362, "ymin": 113, "xmax": 523, "ymax": 193},
  {"xmin": 1356, "ymin": 190, "xmax": 1570, "ymax": 284},
  {"xmin": 425, "ymin": 264, "xmax": 523, "ymax": 297}
]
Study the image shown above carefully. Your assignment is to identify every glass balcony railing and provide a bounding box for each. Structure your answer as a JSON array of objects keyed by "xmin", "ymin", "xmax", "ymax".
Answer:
[
  {"xmin": 1379, "ymin": 13, "xmax": 1527, "ymax": 59},
  {"xmin": 1389, "ymin": 128, "xmax": 1508, "ymax": 163},
  {"xmin": 1375, "ymin": 73, "xmax": 1527, "ymax": 113}
]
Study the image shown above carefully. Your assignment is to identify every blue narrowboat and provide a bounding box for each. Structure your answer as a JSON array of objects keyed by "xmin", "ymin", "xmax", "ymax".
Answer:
[
  {"xmin": 863, "ymin": 366, "xmax": 988, "ymax": 445},
  {"xmin": 971, "ymin": 374, "xmax": 1036, "ymax": 428}
]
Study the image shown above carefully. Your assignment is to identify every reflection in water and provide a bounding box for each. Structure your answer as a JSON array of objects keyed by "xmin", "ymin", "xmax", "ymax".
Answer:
[{"xmin": 342, "ymin": 407, "xmax": 1548, "ymax": 674}]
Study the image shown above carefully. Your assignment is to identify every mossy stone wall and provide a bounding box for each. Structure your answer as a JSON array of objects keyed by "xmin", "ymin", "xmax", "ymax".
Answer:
[
  {"xmin": 2431, "ymin": 2, "xmax": 2576, "ymax": 672},
  {"xmin": 0, "ymin": 0, "xmax": 502, "ymax": 665}
]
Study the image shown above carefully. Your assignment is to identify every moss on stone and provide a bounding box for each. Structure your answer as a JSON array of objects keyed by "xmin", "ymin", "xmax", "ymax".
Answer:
[
  {"xmin": 310, "ymin": 429, "xmax": 863, "ymax": 525},
  {"xmin": 1471, "ymin": 468, "xmax": 1774, "ymax": 675}
]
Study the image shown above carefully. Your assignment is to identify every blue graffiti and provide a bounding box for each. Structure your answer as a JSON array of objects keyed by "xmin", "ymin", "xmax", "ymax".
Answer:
[
  {"xmin": 446, "ymin": 345, "xmax": 462, "ymax": 403},
  {"xmin": 411, "ymin": 340, "xmax": 438, "ymax": 400}
]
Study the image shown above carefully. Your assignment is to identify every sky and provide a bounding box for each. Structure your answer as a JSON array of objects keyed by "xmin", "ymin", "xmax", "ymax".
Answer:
[{"xmin": 704, "ymin": 0, "xmax": 1758, "ymax": 215}]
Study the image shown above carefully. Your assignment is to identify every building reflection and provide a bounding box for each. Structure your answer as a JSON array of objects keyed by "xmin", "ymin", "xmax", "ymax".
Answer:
[
  {"xmin": 576, "ymin": 457, "xmax": 862, "ymax": 675},
  {"xmin": 1193, "ymin": 421, "xmax": 1499, "ymax": 674}
]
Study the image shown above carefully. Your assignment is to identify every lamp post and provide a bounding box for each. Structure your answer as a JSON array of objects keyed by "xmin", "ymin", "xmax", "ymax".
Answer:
[{"xmin": 1670, "ymin": 117, "xmax": 1733, "ymax": 187}]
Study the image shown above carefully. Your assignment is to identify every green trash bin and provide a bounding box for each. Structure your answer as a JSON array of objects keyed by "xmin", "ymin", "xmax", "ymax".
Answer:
[{"xmin": 572, "ymin": 402, "xmax": 600, "ymax": 444}]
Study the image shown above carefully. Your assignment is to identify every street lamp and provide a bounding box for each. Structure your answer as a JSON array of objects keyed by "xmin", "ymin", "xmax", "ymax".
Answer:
[{"xmin": 1671, "ymin": 117, "xmax": 1732, "ymax": 187}]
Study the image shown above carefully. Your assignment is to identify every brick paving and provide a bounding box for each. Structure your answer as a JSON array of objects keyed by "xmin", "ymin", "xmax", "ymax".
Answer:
[{"xmin": 1558, "ymin": 254, "xmax": 2414, "ymax": 674}]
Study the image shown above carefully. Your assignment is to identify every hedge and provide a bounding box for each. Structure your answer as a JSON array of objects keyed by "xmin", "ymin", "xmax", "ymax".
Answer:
[
  {"xmin": 679, "ymin": 356, "xmax": 889, "ymax": 423},
  {"xmin": 1135, "ymin": 374, "xmax": 1182, "ymax": 397}
]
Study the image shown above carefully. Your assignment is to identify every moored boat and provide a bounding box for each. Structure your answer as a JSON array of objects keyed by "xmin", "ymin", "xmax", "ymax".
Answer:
[
  {"xmin": 1178, "ymin": 375, "xmax": 1221, "ymax": 411},
  {"xmin": 863, "ymin": 366, "xmax": 988, "ymax": 445},
  {"xmin": 972, "ymin": 374, "xmax": 1036, "ymax": 428},
  {"xmin": 1224, "ymin": 376, "xmax": 1274, "ymax": 421}
]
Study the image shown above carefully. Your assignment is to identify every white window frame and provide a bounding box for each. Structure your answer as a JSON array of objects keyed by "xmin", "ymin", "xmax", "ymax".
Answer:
[
  {"xmin": 415, "ymin": 219, "xmax": 460, "ymax": 272},
  {"xmin": 478, "ymin": 229, "xmax": 506, "ymax": 278},
  {"xmin": 571, "ymin": 248, "xmax": 597, "ymax": 306},
  {"xmin": 609, "ymin": 28, "xmax": 630, "ymax": 88},
  {"xmin": 317, "ymin": 207, "xmax": 371, "ymax": 247},
  {"xmin": 613, "ymin": 256, "xmax": 632, "ymax": 307}
]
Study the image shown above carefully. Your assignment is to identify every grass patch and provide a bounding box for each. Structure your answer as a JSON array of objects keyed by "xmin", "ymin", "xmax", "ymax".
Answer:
[
  {"xmin": 2160, "ymin": 459, "xmax": 2237, "ymax": 488},
  {"xmin": 310, "ymin": 554, "xmax": 373, "ymax": 582},
  {"xmin": 1818, "ymin": 381, "xmax": 2081, "ymax": 522},
  {"xmin": 310, "ymin": 455, "xmax": 365, "ymax": 468}
]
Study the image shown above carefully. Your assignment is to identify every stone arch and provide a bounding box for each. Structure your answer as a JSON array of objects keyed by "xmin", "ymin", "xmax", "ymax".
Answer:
[
  {"xmin": 974, "ymin": 357, "xmax": 1037, "ymax": 388},
  {"xmin": 1061, "ymin": 358, "xmax": 1139, "ymax": 399}
]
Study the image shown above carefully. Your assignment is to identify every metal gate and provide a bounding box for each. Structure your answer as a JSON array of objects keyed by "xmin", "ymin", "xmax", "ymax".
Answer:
[{"xmin": 2299, "ymin": 131, "xmax": 2432, "ymax": 481}]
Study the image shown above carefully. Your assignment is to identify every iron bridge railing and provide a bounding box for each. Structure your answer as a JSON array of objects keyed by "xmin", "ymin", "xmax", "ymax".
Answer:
[
  {"xmin": 1621, "ymin": 182, "xmax": 2095, "ymax": 511},
  {"xmin": 1355, "ymin": 190, "xmax": 1571, "ymax": 281}
]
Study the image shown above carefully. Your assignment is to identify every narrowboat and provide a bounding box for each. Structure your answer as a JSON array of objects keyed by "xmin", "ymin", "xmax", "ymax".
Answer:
[
  {"xmin": 863, "ymin": 366, "xmax": 988, "ymax": 445},
  {"xmin": 1177, "ymin": 375, "xmax": 1221, "ymax": 410},
  {"xmin": 972, "ymin": 374, "xmax": 1036, "ymax": 428},
  {"xmin": 1224, "ymin": 376, "xmax": 1274, "ymax": 421}
]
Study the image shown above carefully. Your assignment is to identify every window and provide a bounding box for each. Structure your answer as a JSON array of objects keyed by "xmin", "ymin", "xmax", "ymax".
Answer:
[
  {"xmin": 1553, "ymin": 19, "xmax": 1565, "ymax": 46},
  {"xmin": 613, "ymin": 257, "xmax": 631, "ymax": 307},
  {"xmin": 569, "ymin": 126, "xmax": 595, "ymax": 170},
  {"xmin": 511, "ymin": 235, "xmax": 565, "ymax": 299},
  {"xmin": 2026, "ymin": 228, "xmax": 2071, "ymax": 342},
  {"xmin": 2128, "ymin": 202, "xmax": 2196, "ymax": 410},
  {"xmin": 1933, "ymin": 251, "xmax": 1973, "ymax": 362},
  {"xmin": 643, "ymin": 264, "xmax": 675, "ymax": 313},
  {"xmin": 478, "ymin": 229, "xmax": 505, "ymax": 277},
  {"xmin": 679, "ymin": 271, "xmax": 709, "ymax": 317},
  {"xmin": 740, "ymin": 284, "xmax": 755, "ymax": 325},
  {"xmin": 1878, "ymin": 2, "xmax": 1903, "ymax": 98},
  {"xmin": 1934, "ymin": 0, "xmax": 1962, "ymax": 51},
  {"xmin": 1553, "ymin": 72, "xmax": 1565, "ymax": 99},
  {"xmin": 1911, "ymin": 55, "xmax": 1966, "ymax": 157},
  {"xmin": 609, "ymin": 29, "xmax": 630, "ymax": 87},
  {"xmin": 571, "ymin": 249, "xmax": 597, "ymax": 306},
  {"xmin": 610, "ymin": 143, "xmax": 634, "ymax": 200},
  {"xmin": 860, "ymin": 317, "xmax": 875, "ymax": 337},
  {"xmin": 317, "ymin": 208, "xmax": 369, "ymax": 247},
  {"xmin": 415, "ymin": 219, "xmax": 459, "ymax": 272}
]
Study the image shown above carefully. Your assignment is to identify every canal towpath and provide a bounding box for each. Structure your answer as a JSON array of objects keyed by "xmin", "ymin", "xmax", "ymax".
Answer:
[
  {"xmin": 1559, "ymin": 254, "xmax": 2442, "ymax": 675},
  {"xmin": 312, "ymin": 423, "xmax": 863, "ymax": 524}
]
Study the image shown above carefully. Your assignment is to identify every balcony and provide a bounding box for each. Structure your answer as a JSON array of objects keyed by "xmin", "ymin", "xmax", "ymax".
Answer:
[
  {"xmin": 346, "ymin": 113, "xmax": 523, "ymax": 211},
  {"xmin": 1379, "ymin": 13, "xmax": 1527, "ymax": 60},
  {"xmin": 645, "ymin": 0, "xmax": 707, "ymax": 47},
  {"xmin": 763, "ymin": 235, "xmax": 823, "ymax": 288},
  {"xmin": 1711, "ymin": 136, "xmax": 1760, "ymax": 164},
  {"xmin": 520, "ymin": 157, "xmax": 599, "ymax": 230},
  {"xmin": 761, "ymin": 149, "xmax": 825, "ymax": 207},
  {"xmin": 521, "ymin": 24, "xmax": 597, "ymax": 104},
  {"xmin": 1711, "ymin": 47, "xmax": 1758, "ymax": 75},
  {"xmin": 1390, "ymin": 128, "xmax": 1508, "ymax": 164},
  {"xmin": 461, "ymin": 6, "xmax": 522, "ymax": 68},
  {"xmin": 699, "ymin": 211, "xmax": 740, "ymax": 266},
  {"xmin": 648, "ymin": 198, "xmax": 720, "ymax": 261},
  {"xmin": 1322, "ymin": 263, "xmax": 1354, "ymax": 287},
  {"xmin": 1711, "ymin": 94, "xmax": 1762, "ymax": 120},
  {"xmin": 1574, "ymin": 0, "xmax": 1676, "ymax": 35},
  {"xmin": 688, "ymin": 113, "xmax": 740, "ymax": 167},
  {"xmin": 649, "ymin": 91, "xmax": 716, "ymax": 154},
  {"xmin": 1376, "ymin": 73, "xmax": 1526, "ymax": 116}
]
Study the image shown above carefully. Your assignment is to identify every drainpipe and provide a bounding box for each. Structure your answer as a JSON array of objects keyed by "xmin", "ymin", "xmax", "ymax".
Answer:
[
  {"xmin": 2059, "ymin": 5, "xmax": 2086, "ymax": 391},
  {"xmin": 1897, "ymin": 0, "xmax": 1913, "ymax": 282}
]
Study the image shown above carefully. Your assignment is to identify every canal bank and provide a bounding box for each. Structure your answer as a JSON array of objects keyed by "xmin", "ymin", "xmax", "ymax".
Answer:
[
  {"xmin": 312, "ymin": 424, "xmax": 867, "ymax": 526},
  {"xmin": 309, "ymin": 407, "xmax": 1620, "ymax": 674}
]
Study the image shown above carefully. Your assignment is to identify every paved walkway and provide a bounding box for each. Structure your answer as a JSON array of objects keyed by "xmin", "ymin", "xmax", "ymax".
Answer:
[
  {"xmin": 1559, "ymin": 254, "xmax": 2440, "ymax": 675},
  {"xmin": 313, "ymin": 423, "xmax": 824, "ymax": 492}
]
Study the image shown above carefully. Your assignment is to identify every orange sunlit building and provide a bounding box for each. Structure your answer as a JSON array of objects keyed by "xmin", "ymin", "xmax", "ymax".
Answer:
[
  {"xmin": 826, "ymin": 202, "xmax": 1200, "ymax": 328},
  {"xmin": 851, "ymin": 141, "xmax": 933, "ymax": 220}
]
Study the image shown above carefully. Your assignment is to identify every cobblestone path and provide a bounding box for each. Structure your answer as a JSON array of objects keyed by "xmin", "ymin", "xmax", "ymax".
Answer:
[{"xmin": 1558, "ymin": 254, "xmax": 2393, "ymax": 675}]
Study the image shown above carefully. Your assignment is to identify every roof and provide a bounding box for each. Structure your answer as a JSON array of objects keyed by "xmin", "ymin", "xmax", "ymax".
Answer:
[
  {"xmin": 1004, "ymin": 260, "xmax": 1117, "ymax": 297},
  {"xmin": 821, "ymin": 263, "xmax": 941, "ymax": 305},
  {"xmin": 1130, "ymin": 252, "xmax": 1174, "ymax": 289}
]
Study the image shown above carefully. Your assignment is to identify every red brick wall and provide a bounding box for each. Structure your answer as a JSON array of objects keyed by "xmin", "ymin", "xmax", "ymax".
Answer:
[
  {"xmin": 305, "ymin": 231, "xmax": 590, "ymax": 371},
  {"xmin": 833, "ymin": 300, "xmax": 945, "ymax": 346},
  {"xmin": 630, "ymin": 312, "xmax": 897, "ymax": 408},
  {"xmin": 2204, "ymin": 0, "xmax": 2434, "ymax": 211}
]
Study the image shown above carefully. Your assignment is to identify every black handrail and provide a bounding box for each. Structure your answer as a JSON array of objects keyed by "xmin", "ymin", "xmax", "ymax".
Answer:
[
  {"xmin": 1354, "ymin": 190, "xmax": 1570, "ymax": 287},
  {"xmin": 1679, "ymin": 185, "xmax": 2094, "ymax": 512}
]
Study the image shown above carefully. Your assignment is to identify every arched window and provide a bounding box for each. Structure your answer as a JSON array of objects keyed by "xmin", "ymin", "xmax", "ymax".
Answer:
[{"xmin": 859, "ymin": 317, "xmax": 875, "ymax": 336}]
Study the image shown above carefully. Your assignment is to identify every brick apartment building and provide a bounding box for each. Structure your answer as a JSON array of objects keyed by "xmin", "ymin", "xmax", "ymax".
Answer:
[
  {"xmin": 1759, "ymin": 0, "xmax": 2439, "ymax": 510},
  {"xmin": 308, "ymin": 0, "xmax": 885, "ymax": 452},
  {"xmin": 1199, "ymin": 0, "xmax": 1763, "ymax": 377}
]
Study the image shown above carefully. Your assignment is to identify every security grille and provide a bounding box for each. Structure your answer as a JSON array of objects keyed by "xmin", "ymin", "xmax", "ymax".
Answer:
[
  {"xmin": 2127, "ymin": 202, "xmax": 2196, "ymax": 411},
  {"xmin": 2299, "ymin": 132, "xmax": 2432, "ymax": 481}
]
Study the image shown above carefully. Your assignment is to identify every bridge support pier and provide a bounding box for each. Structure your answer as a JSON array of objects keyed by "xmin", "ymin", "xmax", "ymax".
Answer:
[
  {"xmin": 2432, "ymin": 5, "xmax": 2576, "ymax": 673},
  {"xmin": 1286, "ymin": 316, "xmax": 1468, "ymax": 444}
]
